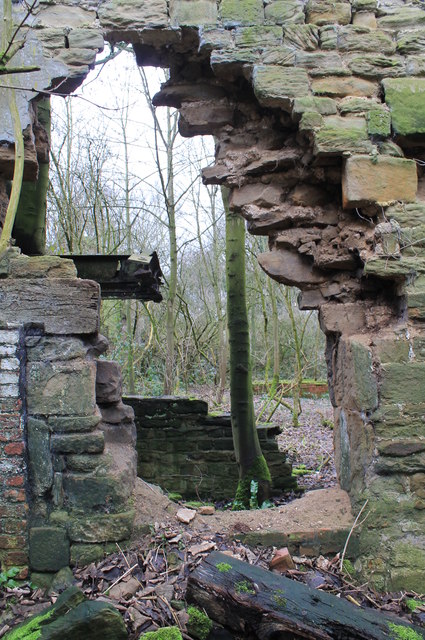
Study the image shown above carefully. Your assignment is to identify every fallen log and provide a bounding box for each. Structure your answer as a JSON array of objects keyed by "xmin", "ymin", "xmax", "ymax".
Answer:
[{"xmin": 186, "ymin": 551, "xmax": 425, "ymax": 640}]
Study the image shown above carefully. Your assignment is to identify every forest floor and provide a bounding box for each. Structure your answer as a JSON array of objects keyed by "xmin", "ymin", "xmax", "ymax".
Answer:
[{"xmin": 2, "ymin": 397, "xmax": 424, "ymax": 639}]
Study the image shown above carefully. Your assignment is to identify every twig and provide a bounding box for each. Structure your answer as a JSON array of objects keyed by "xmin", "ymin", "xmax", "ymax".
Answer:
[
  {"xmin": 101, "ymin": 563, "xmax": 138, "ymax": 595},
  {"xmin": 116, "ymin": 542, "xmax": 144, "ymax": 589},
  {"xmin": 339, "ymin": 500, "xmax": 369, "ymax": 573}
]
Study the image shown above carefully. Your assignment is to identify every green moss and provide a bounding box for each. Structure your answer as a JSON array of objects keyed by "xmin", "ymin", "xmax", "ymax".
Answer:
[
  {"xmin": 383, "ymin": 78, "xmax": 425, "ymax": 137},
  {"xmin": 406, "ymin": 598, "xmax": 425, "ymax": 612},
  {"xmin": 5, "ymin": 608, "xmax": 54, "ymax": 640},
  {"xmin": 342, "ymin": 559, "xmax": 355, "ymax": 576},
  {"xmin": 292, "ymin": 464, "xmax": 313, "ymax": 477},
  {"xmin": 216, "ymin": 562, "xmax": 232, "ymax": 573},
  {"xmin": 234, "ymin": 455, "xmax": 272, "ymax": 510},
  {"xmin": 273, "ymin": 589, "xmax": 287, "ymax": 609},
  {"xmin": 235, "ymin": 580, "xmax": 256, "ymax": 595},
  {"xmin": 167, "ymin": 493, "xmax": 182, "ymax": 502},
  {"xmin": 140, "ymin": 628, "xmax": 183, "ymax": 640},
  {"xmin": 186, "ymin": 606, "xmax": 213, "ymax": 640},
  {"xmin": 388, "ymin": 623, "xmax": 423, "ymax": 640}
]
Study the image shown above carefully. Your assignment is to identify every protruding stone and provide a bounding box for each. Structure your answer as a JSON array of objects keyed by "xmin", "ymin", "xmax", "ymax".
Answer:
[
  {"xmin": 383, "ymin": 78, "xmax": 425, "ymax": 137},
  {"xmin": 342, "ymin": 156, "xmax": 417, "ymax": 208},
  {"xmin": 269, "ymin": 547, "xmax": 296, "ymax": 572},
  {"xmin": 176, "ymin": 508, "xmax": 196, "ymax": 524},
  {"xmin": 96, "ymin": 360, "xmax": 123, "ymax": 404},
  {"xmin": 253, "ymin": 66, "xmax": 310, "ymax": 110}
]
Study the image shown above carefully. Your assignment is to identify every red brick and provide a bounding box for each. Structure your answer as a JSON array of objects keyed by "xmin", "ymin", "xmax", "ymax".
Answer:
[
  {"xmin": 4, "ymin": 489, "xmax": 26, "ymax": 502},
  {"xmin": 4, "ymin": 519, "xmax": 27, "ymax": 534},
  {"xmin": 4, "ymin": 442, "xmax": 24, "ymax": 455},
  {"xmin": 0, "ymin": 534, "xmax": 26, "ymax": 549},
  {"xmin": 3, "ymin": 550, "xmax": 28, "ymax": 566},
  {"xmin": 6, "ymin": 475, "xmax": 24, "ymax": 487},
  {"xmin": 0, "ymin": 504, "xmax": 27, "ymax": 518}
]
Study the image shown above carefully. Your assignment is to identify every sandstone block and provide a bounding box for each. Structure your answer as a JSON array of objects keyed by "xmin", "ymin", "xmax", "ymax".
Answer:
[
  {"xmin": 50, "ymin": 431, "xmax": 105, "ymax": 455},
  {"xmin": 29, "ymin": 526, "xmax": 70, "ymax": 571},
  {"xmin": 48, "ymin": 412, "xmax": 101, "ymax": 433},
  {"xmin": 70, "ymin": 543, "xmax": 104, "ymax": 566},
  {"xmin": 284, "ymin": 24, "xmax": 320, "ymax": 50},
  {"xmin": 26, "ymin": 336, "xmax": 87, "ymax": 362},
  {"xmin": 8, "ymin": 255, "xmax": 76, "ymax": 279},
  {"xmin": 292, "ymin": 96, "xmax": 337, "ymax": 118},
  {"xmin": 348, "ymin": 54, "xmax": 404, "ymax": 79},
  {"xmin": 265, "ymin": 0, "xmax": 305, "ymax": 25},
  {"xmin": 0, "ymin": 278, "xmax": 100, "ymax": 335},
  {"xmin": 381, "ymin": 362, "xmax": 425, "ymax": 404},
  {"xmin": 170, "ymin": 0, "xmax": 217, "ymax": 26},
  {"xmin": 230, "ymin": 183, "xmax": 282, "ymax": 210},
  {"xmin": 69, "ymin": 510, "xmax": 135, "ymax": 543},
  {"xmin": 378, "ymin": 7, "xmax": 425, "ymax": 29},
  {"xmin": 98, "ymin": 0, "xmax": 168, "ymax": 29},
  {"xmin": 312, "ymin": 76, "xmax": 377, "ymax": 98},
  {"xmin": 314, "ymin": 116, "xmax": 374, "ymax": 157},
  {"xmin": 383, "ymin": 78, "xmax": 425, "ymax": 137},
  {"xmin": 253, "ymin": 66, "xmax": 310, "ymax": 111},
  {"xmin": 337, "ymin": 26, "xmax": 395, "ymax": 54},
  {"xmin": 342, "ymin": 156, "xmax": 417, "ymax": 208},
  {"xmin": 352, "ymin": 11, "xmax": 377, "ymax": 29},
  {"xmin": 258, "ymin": 250, "xmax": 327, "ymax": 288},
  {"xmin": 27, "ymin": 418, "xmax": 53, "ymax": 496},
  {"xmin": 63, "ymin": 473, "xmax": 132, "ymax": 511},
  {"xmin": 27, "ymin": 359, "xmax": 97, "ymax": 416},
  {"xmin": 306, "ymin": 0, "xmax": 351, "ymax": 26},
  {"xmin": 96, "ymin": 360, "xmax": 123, "ymax": 404},
  {"xmin": 366, "ymin": 109, "xmax": 391, "ymax": 137},
  {"xmin": 220, "ymin": 0, "xmax": 264, "ymax": 27},
  {"xmin": 235, "ymin": 26, "xmax": 282, "ymax": 47}
]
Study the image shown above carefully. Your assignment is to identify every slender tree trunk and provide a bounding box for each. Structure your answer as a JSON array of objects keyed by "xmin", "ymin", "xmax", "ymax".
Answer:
[
  {"xmin": 123, "ymin": 123, "xmax": 135, "ymax": 394},
  {"xmin": 164, "ymin": 107, "xmax": 178, "ymax": 395},
  {"xmin": 223, "ymin": 188, "xmax": 271, "ymax": 508},
  {"xmin": 270, "ymin": 278, "xmax": 280, "ymax": 395}
]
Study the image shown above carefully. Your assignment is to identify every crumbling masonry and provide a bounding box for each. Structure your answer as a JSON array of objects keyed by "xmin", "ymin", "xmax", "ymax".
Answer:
[{"xmin": 1, "ymin": 0, "xmax": 425, "ymax": 590}]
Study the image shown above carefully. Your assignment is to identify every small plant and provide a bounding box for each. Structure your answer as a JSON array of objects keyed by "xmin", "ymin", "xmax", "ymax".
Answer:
[
  {"xmin": 187, "ymin": 605, "xmax": 213, "ymax": 640},
  {"xmin": 141, "ymin": 628, "xmax": 183, "ymax": 640},
  {"xmin": 405, "ymin": 598, "xmax": 425, "ymax": 612},
  {"xmin": 167, "ymin": 492, "xmax": 183, "ymax": 503},
  {"xmin": 0, "ymin": 567, "xmax": 20, "ymax": 590},
  {"xmin": 292, "ymin": 464, "xmax": 313, "ymax": 477},
  {"xmin": 250, "ymin": 479, "xmax": 259, "ymax": 510},
  {"xmin": 235, "ymin": 580, "xmax": 256, "ymax": 595},
  {"xmin": 273, "ymin": 589, "xmax": 287, "ymax": 609},
  {"xmin": 388, "ymin": 623, "xmax": 422, "ymax": 640},
  {"xmin": 321, "ymin": 417, "xmax": 334, "ymax": 430},
  {"xmin": 342, "ymin": 559, "xmax": 355, "ymax": 576},
  {"xmin": 216, "ymin": 562, "xmax": 232, "ymax": 573}
]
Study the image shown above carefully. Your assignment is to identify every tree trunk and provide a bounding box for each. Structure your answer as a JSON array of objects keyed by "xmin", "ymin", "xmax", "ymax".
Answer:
[
  {"xmin": 187, "ymin": 551, "xmax": 425, "ymax": 640},
  {"xmin": 223, "ymin": 188, "xmax": 271, "ymax": 508}
]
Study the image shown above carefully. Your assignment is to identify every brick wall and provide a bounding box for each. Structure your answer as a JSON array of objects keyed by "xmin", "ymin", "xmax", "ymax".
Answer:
[{"xmin": 0, "ymin": 327, "xmax": 28, "ymax": 574}]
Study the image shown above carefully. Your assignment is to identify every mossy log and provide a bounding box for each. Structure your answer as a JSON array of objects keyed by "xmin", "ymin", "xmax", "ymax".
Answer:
[{"xmin": 186, "ymin": 551, "xmax": 425, "ymax": 640}]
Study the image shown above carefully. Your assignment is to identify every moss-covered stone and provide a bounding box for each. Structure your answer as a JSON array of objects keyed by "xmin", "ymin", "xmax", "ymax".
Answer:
[
  {"xmin": 378, "ymin": 7, "xmax": 425, "ymax": 29},
  {"xmin": 383, "ymin": 78, "xmax": 425, "ymax": 137},
  {"xmin": 314, "ymin": 116, "xmax": 374, "ymax": 157},
  {"xmin": 306, "ymin": 0, "xmax": 351, "ymax": 26},
  {"xmin": 338, "ymin": 26, "xmax": 395, "ymax": 54},
  {"xmin": 367, "ymin": 109, "xmax": 391, "ymax": 137},
  {"xmin": 186, "ymin": 606, "xmax": 213, "ymax": 640},
  {"xmin": 312, "ymin": 75, "xmax": 377, "ymax": 98},
  {"xmin": 70, "ymin": 543, "xmax": 104, "ymax": 566},
  {"xmin": 141, "ymin": 628, "xmax": 183, "ymax": 640},
  {"xmin": 299, "ymin": 111, "xmax": 323, "ymax": 131},
  {"xmin": 283, "ymin": 24, "xmax": 320, "ymax": 50},
  {"xmin": 381, "ymin": 362, "xmax": 425, "ymax": 405},
  {"xmin": 29, "ymin": 527, "xmax": 70, "ymax": 572},
  {"xmin": 220, "ymin": 0, "xmax": 264, "ymax": 27},
  {"xmin": 169, "ymin": 0, "xmax": 217, "ymax": 26},
  {"xmin": 348, "ymin": 55, "xmax": 404, "ymax": 79},
  {"xmin": 253, "ymin": 66, "xmax": 310, "ymax": 111},
  {"xmin": 235, "ymin": 25, "xmax": 282, "ymax": 47},
  {"xmin": 264, "ymin": 0, "xmax": 305, "ymax": 25},
  {"xmin": 68, "ymin": 509, "xmax": 135, "ymax": 543},
  {"xmin": 292, "ymin": 96, "xmax": 337, "ymax": 118},
  {"xmin": 27, "ymin": 418, "xmax": 53, "ymax": 497}
]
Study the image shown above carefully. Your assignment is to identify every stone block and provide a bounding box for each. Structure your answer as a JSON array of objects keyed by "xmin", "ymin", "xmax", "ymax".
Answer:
[
  {"xmin": 0, "ymin": 278, "xmax": 100, "ymax": 335},
  {"xmin": 306, "ymin": 0, "xmax": 351, "ymax": 26},
  {"xmin": 253, "ymin": 66, "xmax": 310, "ymax": 111},
  {"xmin": 68, "ymin": 510, "xmax": 135, "ymax": 543},
  {"xmin": 198, "ymin": 27, "xmax": 233, "ymax": 52},
  {"xmin": 348, "ymin": 55, "xmax": 404, "ymax": 79},
  {"xmin": 48, "ymin": 412, "xmax": 101, "ymax": 433},
  {"xmin": 67, "ymin": 28, "xmax": 105, "ymax": 51},
  {"xmin": 342, "ymin": 156, "xmax": 417, "ymax": 208},
  {"xmin": 220, "ymin": 0, "xmax": 264, "ymax": 27},
  {"xmin": 352, "ymin": 11, "xmax": 376, "ymax": 29},
  {"xmin": 366, "ymin": 109, "xmax": 391, "ymax": 137},
  {"xmin": 26, "ymin": 336, "xmax": 87, "ymax": 362},
  {"xmin": 397, "ymin": 28, "xmax": 425, "ymax": 55},
  {"xmin": 407, "ymin": 275, "xmax": 425, "ymax": 320},
  {"xmin": 27, "ymin": 359, "xmax": 97, "ymax": 417},
  {"xmin": 383, "ymin": 78, "xmax": 425, "ymax": 137},
  {"xmin": 8, "ymin": 255, "xmax": 76, "ymax": 279},
  {"xmin": 378, "ymin": 7, "xmax": 425, "ymax": 29},
  {"xmin": 372, "ymin": 403, "xmax": 425, "ymax": 439},
  {"xmin": 292, "ymin": 96, "xmax": 337, "ymax": 118},
  {"xmin": 312, "ymin": 76, "xmax": 377, "ymax": 98},
  {"xmin": 333, "ymin": 337, "xmax": 378, "ymax": 412},
  {"xmin": 264, "ymin": 0, "xmax": 305, "ymax": 25},
  {"xmin": 170, "ymin": 0, "xmax": 217, "ymax": 26},
  {"xmin": 50, "ymin": 431, "xmax": 105, "ymax": 455},
  {"xmin": 294, "ymin": 51, "xmax": 345, "ymax": 76},
  {"xmin": 27, "ymin": 418, "xmax": 53, "ymax": 496},
  {"xmin": 235, "ymin": 25, "xmax": 282, "ymax": 47},
  {"xmin": 63, "ymin": 472, "xmax": 134, "ymax": 513},
  {"xmin": 337, "ymin": 25, "xmax": 396, "ymax": 54},
  {"xmin": 98, "ymin": 0, "xmax": 168, "ymax": 29},
  {"xmin": 66, "ymin": 454, "xmax": 103, "ymax": 472},
  {"xmin": 70, "ymin": 543, "xmax": 104, "ymax": 566},
  {"xmin": 29, "ymin": 526, "xmax": 70, "ymax": 571},
  {"xmin": 284, "ymin": 24, "xmax": 320, "ymax": 50},
  {"xmin": 313, "ymin": 116, "xmax": 374, "ymax": 157},
  {"xmin": 96, "ymin": 360, "xmax": 123, "ymax": 404},
  {"xmin": 381, "ymin": 362, "xmax": 425, "ymax": 405}
]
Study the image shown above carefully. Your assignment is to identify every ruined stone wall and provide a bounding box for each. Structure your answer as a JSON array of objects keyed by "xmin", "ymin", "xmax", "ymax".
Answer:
[
  {"xmin": 125, "ymin": 396, "xmax": 295, "ymax": 499},
  {"xmin": 0, "ymin": 250, "xmax": 136, "ymax": 577},
  {"xmin": 2, "ymin": 0, "xmax": 425, "ymax": 589}
]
